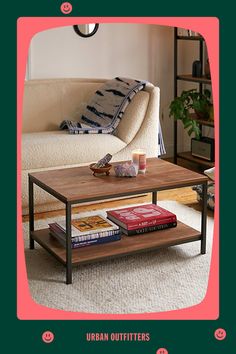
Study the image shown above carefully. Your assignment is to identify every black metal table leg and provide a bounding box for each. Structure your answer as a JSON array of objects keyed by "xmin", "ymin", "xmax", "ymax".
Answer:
[
  {"xmin": 66, "ymin": 202, "xmax": 72, "ymax": 284},
  {"xmin": 152, "ymin": 192, "xmax": 157, "ymax": 204},
  {"xmin": 28, "ymin": 176, "xmax": 35, "ymax": 249},
  {"xmin": 201, "ymin": 182, "xmax": 207, "ymax": 254}
]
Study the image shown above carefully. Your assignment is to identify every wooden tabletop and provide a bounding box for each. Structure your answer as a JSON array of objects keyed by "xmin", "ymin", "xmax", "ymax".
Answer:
[{"xmin": 29, "ymin": 158, "xmax": 208, "ymax": 203}]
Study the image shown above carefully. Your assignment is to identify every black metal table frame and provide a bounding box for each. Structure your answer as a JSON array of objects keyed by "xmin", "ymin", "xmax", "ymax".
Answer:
[{"xmin": 28, "ymin": 175, "xmax": 208, "ymax": 285}]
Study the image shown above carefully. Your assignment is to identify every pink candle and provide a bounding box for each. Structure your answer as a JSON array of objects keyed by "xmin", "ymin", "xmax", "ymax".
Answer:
[{"xmin": 132, "ymin": 149, "xmax": 146, "ymax": 174}]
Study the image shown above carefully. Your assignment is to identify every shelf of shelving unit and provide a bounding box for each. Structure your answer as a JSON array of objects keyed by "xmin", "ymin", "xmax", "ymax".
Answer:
[
  {"xmin": 177, "ymin": 36, "xmax": 204, "ymax": 41},
  {"xmin": 189, "ymin": 113, "xmax": 214, "ymax": 127},
  {"xmin": 177, "ymin": 74, "xmax": 211, "ymax": 85},
  {"xmin": 177, "ymin": 151, "xmax": 214, "ymax": 168}
]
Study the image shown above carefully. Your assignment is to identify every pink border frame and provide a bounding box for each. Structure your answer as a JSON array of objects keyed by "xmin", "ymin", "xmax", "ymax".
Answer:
[{"xmin": 17, "ymin": 17, "xmax": 219, "ymax": 320}]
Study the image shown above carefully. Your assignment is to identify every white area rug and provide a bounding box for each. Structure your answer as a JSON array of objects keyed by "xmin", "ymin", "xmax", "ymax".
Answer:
[{"xmin": 23, "ymin": 201, "xmax": 214, "ymax": 314}]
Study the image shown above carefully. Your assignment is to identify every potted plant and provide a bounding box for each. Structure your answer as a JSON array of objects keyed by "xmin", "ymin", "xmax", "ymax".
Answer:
[{"xmin": 169, "ymin": 89, "xmax": 213, "ymax": 140}]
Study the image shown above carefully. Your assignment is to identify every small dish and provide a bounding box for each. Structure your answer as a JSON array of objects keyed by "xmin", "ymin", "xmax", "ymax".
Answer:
[{"xmin": 89, "ymin": 163, "xmax": 112, "ymax": 176}]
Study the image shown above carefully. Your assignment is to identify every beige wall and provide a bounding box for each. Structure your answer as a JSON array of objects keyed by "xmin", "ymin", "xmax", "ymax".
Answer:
[
  {"xmin": 28, "ymin": 23, "xmax": 201, "ymax": 157},
  {"xmin": 30, "ymin": 23, "xmax": 154, "ymax": 81}
]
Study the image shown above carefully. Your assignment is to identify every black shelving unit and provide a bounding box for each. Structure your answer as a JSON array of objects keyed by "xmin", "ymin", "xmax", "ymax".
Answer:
[{"xmin": 173, "ymin": 28, "xmax": 214, "ymax": 169}]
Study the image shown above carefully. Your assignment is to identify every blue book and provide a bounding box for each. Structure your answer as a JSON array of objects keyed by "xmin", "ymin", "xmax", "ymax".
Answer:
[{"xmin": 49, "ymin": 230, "xmax": 121, "ymax": 249}]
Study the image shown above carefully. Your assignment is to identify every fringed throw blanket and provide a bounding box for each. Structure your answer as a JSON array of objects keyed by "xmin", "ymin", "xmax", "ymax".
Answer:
[
  {"xmin": 60, "ymin": 77, "xmax": 146, "ymax": 134},
  {"xmin": 60, "ymin": 76, "xmax": 166, "ymax": 156}
]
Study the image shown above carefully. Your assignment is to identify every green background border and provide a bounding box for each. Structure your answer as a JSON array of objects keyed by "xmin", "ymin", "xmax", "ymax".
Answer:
[{"xmin": 3, "ymin": 1, "xmax": 234, "ymax": 353}]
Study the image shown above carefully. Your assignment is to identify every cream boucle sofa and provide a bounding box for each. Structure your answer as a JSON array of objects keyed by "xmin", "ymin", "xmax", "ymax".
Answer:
[{"xmin": 22, "ymin": 78, "xmax": 160, "ymax": 214}]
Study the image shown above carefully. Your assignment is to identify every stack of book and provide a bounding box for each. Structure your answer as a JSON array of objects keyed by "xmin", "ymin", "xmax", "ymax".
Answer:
[
  {"xmin": 107, "ymin": 204, "xmax": 177, "ymax": 236},
  {"xmin": 49, "ymin": 215, "xmax": 121, "ymax": 249}
]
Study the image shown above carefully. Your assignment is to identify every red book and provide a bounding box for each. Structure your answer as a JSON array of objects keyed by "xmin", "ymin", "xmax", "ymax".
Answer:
[{"xmin": 107, "ymin": 204, "xmax": 177, "ymax": 230}]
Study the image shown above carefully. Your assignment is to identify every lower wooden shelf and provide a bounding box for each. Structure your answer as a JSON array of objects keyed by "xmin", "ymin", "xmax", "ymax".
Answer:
[
  {"xmin": 177, "ymin": 151, "xmax": 214, "ymax": 168},
  {"xmin": 31, "ymin": 222, "xmax": 201, "ymax": 266}
]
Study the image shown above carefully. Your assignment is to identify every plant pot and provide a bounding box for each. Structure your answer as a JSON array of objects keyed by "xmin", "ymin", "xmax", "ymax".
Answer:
[
  {"xmin": 194, "ymin": 109, "xmax": 210, "ymax": 120},
  {"xmin": 194, "ymin": 102, "xmax": 214, "ymax": 120},
  {"xmin": 208, "ymin": 104, "xmax": 214, "ymax": 121}
]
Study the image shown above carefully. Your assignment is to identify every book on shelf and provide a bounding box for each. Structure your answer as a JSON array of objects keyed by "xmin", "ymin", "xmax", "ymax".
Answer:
[
  {"xmin": 49, "ymin": 229, "xmax": 121, "ymax": 249},
  {"xmin": 120, "ymin": 221, "xmax": 177, "ymax": 236},
  {"xmin": 49, "ymin": 222, "xmax": 119, "ymax": 243},
  {"xmin": 107, "ymin": 204, "xmax": 177, "ymax": 230},
  {"xmin": 49, "ymin": 214, "xmax": 119, "ymax": 240}
]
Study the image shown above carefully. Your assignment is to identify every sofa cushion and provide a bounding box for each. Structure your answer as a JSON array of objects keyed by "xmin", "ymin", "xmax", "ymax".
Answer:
[
  {"xmin": 22, "ymin": 131, "xmax": 126, "ymax": 170},
  {"xmin": 23, "ymin": 80, "xmax": 151, "ymax": 144},
  {"xmin": 23, "ymin": 80, "xmax": 105, "ymax": 133}
]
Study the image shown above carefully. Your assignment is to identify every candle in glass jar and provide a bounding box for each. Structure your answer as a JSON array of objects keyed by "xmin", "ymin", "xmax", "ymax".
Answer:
[{"xmin": 132, "ymin": 149, "xmax": 146, "ymax": 174}]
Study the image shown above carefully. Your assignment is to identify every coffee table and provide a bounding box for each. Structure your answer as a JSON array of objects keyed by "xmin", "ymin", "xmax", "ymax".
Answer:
[{"xmin": 28, "ymin": 158, "xmax": 208, "ymax": 284}]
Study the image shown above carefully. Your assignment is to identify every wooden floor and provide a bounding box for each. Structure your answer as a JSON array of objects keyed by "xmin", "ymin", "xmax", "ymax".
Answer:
[{"xmin": 23, "ymin": 186, "xmax": 213, "ymax": 222}]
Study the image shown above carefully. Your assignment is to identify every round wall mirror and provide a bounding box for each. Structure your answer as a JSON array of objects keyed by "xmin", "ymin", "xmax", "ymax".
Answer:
[{"xmin": 73, "ymin": 24, "xmax": 99, "ymax": 38}]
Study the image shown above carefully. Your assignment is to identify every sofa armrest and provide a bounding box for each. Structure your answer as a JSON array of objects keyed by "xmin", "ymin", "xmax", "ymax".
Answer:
[
  {"xmin": 112, "ymin": 86, "xmax": 160, "ymax": 161},
  {"xmin": 114, "ymin": 91, "xmax": 150, "ymax": 144}
]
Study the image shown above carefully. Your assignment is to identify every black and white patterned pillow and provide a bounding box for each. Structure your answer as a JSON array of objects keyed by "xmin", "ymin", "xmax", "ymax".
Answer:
[{"xmin": 193, "ymin": 183, "xmax": 215, "ymax": 211}]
